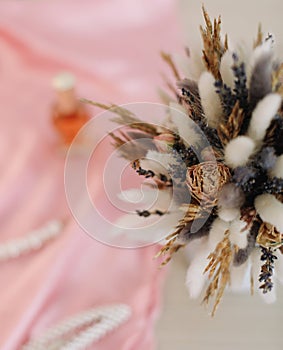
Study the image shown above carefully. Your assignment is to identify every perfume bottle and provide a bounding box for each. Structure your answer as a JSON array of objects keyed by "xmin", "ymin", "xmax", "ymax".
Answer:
[{"xmin": 52, "ymin": 72, "xmax": 90, "ymax": 146}]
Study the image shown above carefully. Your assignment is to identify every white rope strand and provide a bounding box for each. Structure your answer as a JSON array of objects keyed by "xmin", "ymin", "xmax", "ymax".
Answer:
[
  {"xmin": 23, "ymin": 304, "xmax": 131, "ymax": 350},
  {"xmin": 0, "ymin": 220, "xmax": 63, "ymax": 261}
]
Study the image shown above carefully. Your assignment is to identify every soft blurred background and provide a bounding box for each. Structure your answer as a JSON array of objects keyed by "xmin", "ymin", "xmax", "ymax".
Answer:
[{"xmin": 0, "ymin": 0, "xmax": 282, "ymax": 349}]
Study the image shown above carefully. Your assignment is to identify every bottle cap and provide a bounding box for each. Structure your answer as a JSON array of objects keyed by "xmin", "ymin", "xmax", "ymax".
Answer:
[{"xmin": 52, "ymin": 72, "xmax": 76, "ymax": 91}]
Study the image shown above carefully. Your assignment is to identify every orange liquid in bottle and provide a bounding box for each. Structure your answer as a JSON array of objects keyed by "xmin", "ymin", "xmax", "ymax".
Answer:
[{"xmin": 52, "ymin": 72, "xmax": 90, "ymax": 145}]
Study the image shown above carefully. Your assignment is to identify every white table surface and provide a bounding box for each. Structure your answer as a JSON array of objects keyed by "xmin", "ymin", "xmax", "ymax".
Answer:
[{"xmin": 156, "ymin": 252, "xmax": 283, "ymax": 350}]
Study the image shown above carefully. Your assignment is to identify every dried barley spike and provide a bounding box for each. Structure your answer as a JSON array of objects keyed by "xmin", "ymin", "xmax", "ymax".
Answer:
[
  {"xmin": 161, "ymin": 52, "xmax": 181, "ymax": 81},
  {"xmin": 156, "ymin": 241, "xmax": 185, "ymax": 267},
  {"xmin": 203, "ymin": 230, "xmax": 233, "ymax": 316},
  {"xmin": 200, "ymin": 6, "xmax": 227, "ymax": 80},
  {"xmin": 109, "ymin": 132, "xmax": 127, "ymax": 149},
  {"xmin": 217, "ymin": 101, "xmax": 245, "ymax": 146},
  {"xmin": 84, "ymin": 99, "xmax": 159, "ymax": 135},
  {"xmin": 173, "ymin": 204, "xmax": 209, "ymax": 236},
  {"xmin": 155, "ymin": 229, "xmax": 186, "ymax": 266},
  {"xmin": 156, "ymin": 204, "xmax": 208, "ymax": 265}
]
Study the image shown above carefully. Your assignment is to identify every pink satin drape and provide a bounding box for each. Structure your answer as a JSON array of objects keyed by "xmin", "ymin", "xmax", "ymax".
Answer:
[{"xmin": 0, "ymin": 1, "xmax": 181, "ymax": 349}]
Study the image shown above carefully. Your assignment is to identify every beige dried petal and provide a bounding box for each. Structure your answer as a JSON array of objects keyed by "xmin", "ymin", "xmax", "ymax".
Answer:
[{"xmin": 257, "ymin": 221, "xmax": 283, "ymax": 248}]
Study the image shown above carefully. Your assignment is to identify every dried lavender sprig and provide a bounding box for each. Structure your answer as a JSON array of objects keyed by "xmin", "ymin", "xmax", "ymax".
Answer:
[
  {"xmin": 259, "ymin": 247, "xmax": 277, "ymax": 294},
  {"xmin": 136, "ymin": 209, "xmax": 166, "ymax": 217},
  {"xmin": 132, "ymin": 160, "xmax": 173, "ymax": 185},
  {"xmin": 215, "ymin": 80, "xmax": 237, "ymax": 117},
  {"xmin": 232, "ymin": 54, "xmax": 249, "ymax": 112},
  {"xmin": 168, "ymin": 141, "xmax": 199, "ymax": 183},
  {"xmin": 172, "ymin": 141, "xmax": 198, "ymax": 167}
]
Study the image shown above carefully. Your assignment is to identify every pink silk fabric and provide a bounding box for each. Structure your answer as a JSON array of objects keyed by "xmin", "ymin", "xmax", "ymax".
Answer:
[{"xmin": 0, "ymin": 1, "xmax": 181, "ymax": 349}]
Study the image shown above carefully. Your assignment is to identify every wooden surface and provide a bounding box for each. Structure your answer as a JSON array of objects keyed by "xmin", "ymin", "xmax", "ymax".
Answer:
[{"xmin": 156, "ymin": 253, "xmax": 283, "ymax": 350}]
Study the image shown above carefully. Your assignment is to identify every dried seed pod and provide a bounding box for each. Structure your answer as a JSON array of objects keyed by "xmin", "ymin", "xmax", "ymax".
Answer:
[{"xmin": 186, "ymin": 161, "xmax": 231, "ymax": 207}]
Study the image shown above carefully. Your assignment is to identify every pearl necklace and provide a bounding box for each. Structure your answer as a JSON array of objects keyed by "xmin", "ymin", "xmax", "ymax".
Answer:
[
  {"xmin": 23, "ymin": 304, "xmax": 131, "ymax": 350},
  {"xmin": 0, "ymin": 220, "xmax": 63, "ymax": 261}
]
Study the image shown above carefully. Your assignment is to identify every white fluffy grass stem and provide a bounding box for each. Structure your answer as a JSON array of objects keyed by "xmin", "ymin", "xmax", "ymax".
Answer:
[
  {"xmin": 247, "ymin": 93, "xmax": 281, "ymax": 143},
  {"xmin": 198, "ymin": 71, "xmax": 223, "ymax": 128},
  {"xmin": 224, "ymin": 136, "xmax": 256, "ymax": 168},
  {"xmin": 220, "ymin": 50, "xmax": 235, "ymax": 88},
  {"xmin": 255, "ymin": 194, "xmax": 283, "ymax": 232}
]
